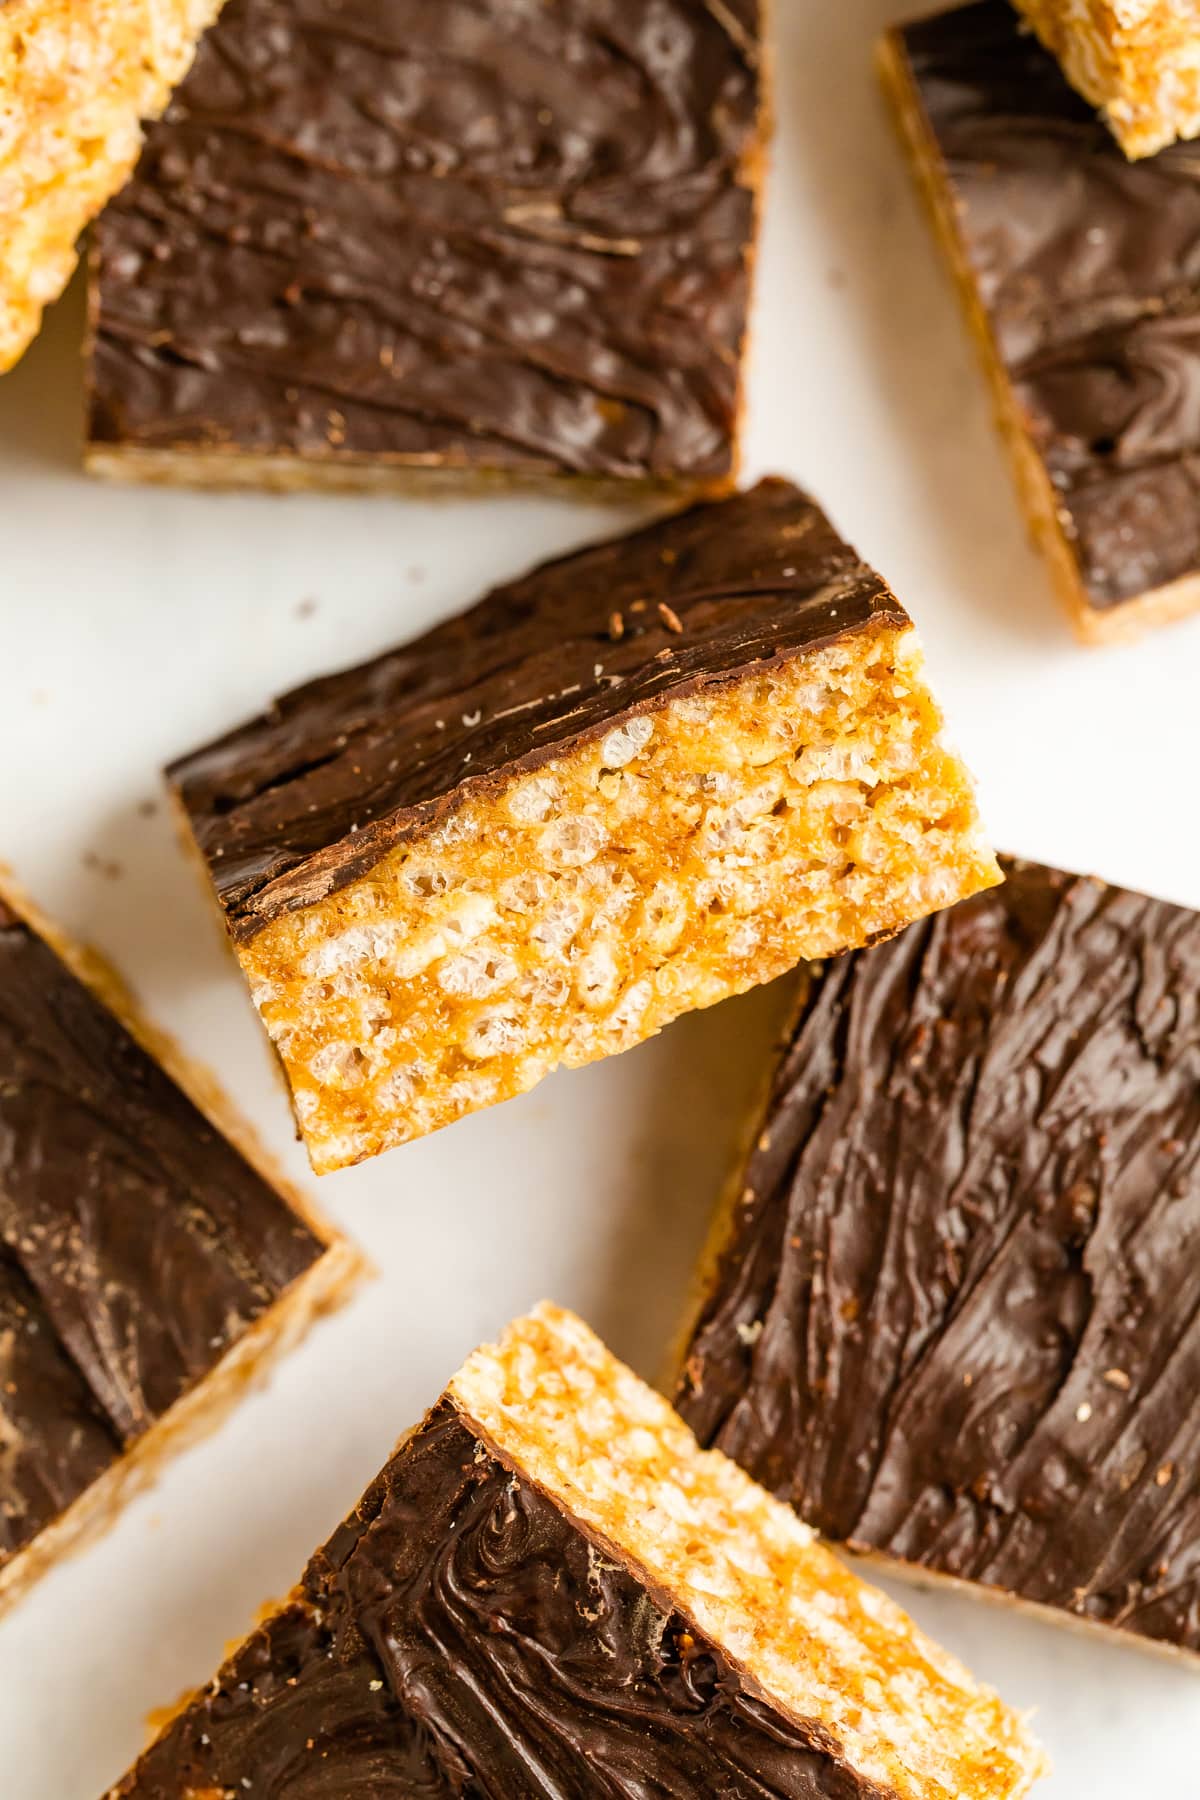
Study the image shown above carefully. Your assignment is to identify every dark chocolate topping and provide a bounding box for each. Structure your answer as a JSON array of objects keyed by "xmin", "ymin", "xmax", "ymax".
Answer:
[
  {"xmin": 112, "ymin": 1401, "xmax": 895, "ymax": 1798},
  {"xmin": 88, "ymin": 0, "xmax": 763, "ymax": 484},
  {"xmin": 677, "ymin": 857, "xmax": 1200, "ymax": 1653},
  {"xmin": 0, "ymin": 908, "xmax": 323, "ymax": 1565},
  {"xmin": 899, "ymin": 1, "xmax": 1200, "ymax": 609},
  {"xmin": 168, "ymin": 478, "xmax": 909, "ymax": 941},
  {"xmin": 0, "ymin": 1258, "xmax": 119, "ymax": 1561}
]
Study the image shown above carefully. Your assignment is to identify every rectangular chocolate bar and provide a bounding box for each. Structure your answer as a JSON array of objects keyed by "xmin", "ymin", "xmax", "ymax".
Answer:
[
  {"xmin": 0, "ymin": 0, "xmax": 226, "ymax": 371},
  {"xmin": 881, "ymin": 1, "xmax": 1200, "ymax": 643},
  {"xmin": 0, "ymin": 881, "xmax": 360, "ymax": 1614},
  {"xmin": 166, "ymin": 478, "xmax": 999, "ymax": 1172},
  {"xmin": 1012, "ymin": 0, "xmax": 1200, "ymax": 159},
  {"xmin": 105, "ymin": 1304, "xmax": 1044, "ymax": 1800},
  {"xmin": 84, "ymin": 0, "xmax": 768, "ymax": 496},
  {"xmin": 676, "ymin": 856, "xmax": 1200, "ymax": 1662}
]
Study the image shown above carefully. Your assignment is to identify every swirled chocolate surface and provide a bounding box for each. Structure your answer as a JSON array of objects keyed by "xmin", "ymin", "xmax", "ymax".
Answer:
[
  {"xmin": 87, "ymin": 0, "xmax": 763, "ymax": 485},
  {"xmin": 111, "ymin": 1400, "xmax": 896, "ymax": 1798},
  {"xmin": 168, "ymin": 478, "xmax": 909, "ymax": 941},
  {"xmin": 0, "ymin": 906, "xmax": 323, "ymax": 1566},
  {"xmin": 677, "ymin": 857, "xmax": 1200, "ymax": 1653},
  {"xmin": 899, "ymin": 1, "xmax": 1200, "ymax": 610}
]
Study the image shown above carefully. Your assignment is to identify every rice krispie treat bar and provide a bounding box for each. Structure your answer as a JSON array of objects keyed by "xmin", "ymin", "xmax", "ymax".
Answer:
[
  {"xmin": 85, "ymin": 0, "xmax": 768, "ymax": 496},
  {"xmin": 105, "ymin": 1304, "xmax": 1044, "ymax": 1799},
  {"xmin": 166, "ymin": 479, "xmax": 999, "ymax": 1172},
  {"xmin": 0, "ymin": 0, "xmax": 226, "ymax": 372},
  {"xmin": 676, "ymin": 857, "xmax": 1200, "ymax": 1662},
  {"xmin": 0, "ymin": 878, "xmax": 361, "ymax": 1615},
  {"xmin": 1012, "ymin": 0, "xmax": 1200, "ymax": 158},
  {"xmin": 882, "ymin": 1, "xmax": 1200, "ymax": 644}
]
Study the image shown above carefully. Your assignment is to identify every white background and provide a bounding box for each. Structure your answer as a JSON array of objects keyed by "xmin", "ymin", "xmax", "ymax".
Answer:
[{"xmin": 2, "ymin": 2, "xmax": 1198, "ymax": 1793}]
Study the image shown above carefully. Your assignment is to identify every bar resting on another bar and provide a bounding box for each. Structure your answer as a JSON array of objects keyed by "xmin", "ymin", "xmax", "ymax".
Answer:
[
  {"xmin": 675, "ymin": 856, "xmax": 1200, "ymax": 1663},
  {"xmin": 0, "ymin": 0, "xmax": 228, "ymax": 372},
  {"xmin": 167, "ymin": 478, "xmax": 999, "ymax": 1172},
  {"xmin": 0, "ymin": 879, "xmax": 360, "ymax": 1615},
  {"xmin": 881, "ymin": 0, "xmax": 1200, "ymax": 644},
  {"xmin": 104, "ymin": 1303, "xmax": 1045, "ymax": 1799},
  {"xmin": 1012, "ymin": 0, "xmax": 1200, "ymax": 159},
  {"xmin": 85, "ymin": 0, "xmax": 769, "ymax": 497}
]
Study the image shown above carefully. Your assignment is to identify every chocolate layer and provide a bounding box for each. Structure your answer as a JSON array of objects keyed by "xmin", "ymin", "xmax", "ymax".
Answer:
[
  {"xmin": 677, "ymin": 858, "xmax": 1200, "ymax": 1654},
  {"xmin": 0, "ymin": 906, "xmax": 324, "ymax": 1565},
  {"xmin": 897, "ymin": 0, "xmax": 1200, "ymax": 611},
  {"xmin": 87, "ymin": 0, "xmax": 764, "ymax": 486},
  {"xmin": 168, "ymin": 477, "xmax": 909, "ymax": 941},
  {"xmin": 112, "ymin": 1400, "xmax": 895, "ymax": 1798}
]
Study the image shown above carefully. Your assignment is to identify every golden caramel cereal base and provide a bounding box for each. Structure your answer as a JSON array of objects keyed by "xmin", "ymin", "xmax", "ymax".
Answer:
[
  {"xmin": 83, "ymin": 442, "xmax": 733, "ymax": 502},
  {"xmin": 880, "ymin": 28, "xmax": 1200, "ymax": 646},
  {"xmin": 0, "ymin": 872, "xmax": 367, "ymax": 1616},
  {"xmin": 452, "ymin": 1304, "xmax": 1046, "ymax": 1800},
  {"xmin": 1013, "ymin": 0, "xmax": 1200, "ymax": 158},
  {"xmin": 0, "ymin": 0, "xmax": 227, "ymax": 372},
  {"xmin": 849, "ymin": 1544, "xmax": 1200, "ymax": 1671},
  {"xmin": 213, "ymin": 621, "xmax": 998, "ymax": 1173}
]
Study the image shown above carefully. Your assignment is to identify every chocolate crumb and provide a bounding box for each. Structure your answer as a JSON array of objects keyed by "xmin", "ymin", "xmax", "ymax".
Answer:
[{"xmin": 82, "ymin": 852, "xmax": 123, "ymax": 881}]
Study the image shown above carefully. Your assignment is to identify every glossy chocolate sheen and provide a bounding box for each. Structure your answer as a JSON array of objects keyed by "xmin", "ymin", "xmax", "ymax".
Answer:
[
  {"xmin": 899, "ymin": 1, "xmax": 1200, "ymax": 610},
  {"xmin": 169, "ymin": 477, "xmax": 909, "ymax": 941},
  {"xmin": 87, "ymin": 0, "xmax": 763, "ymax": 484},
  {"xmin": 0, "ymin": 908, "xmax": 323, "ymax": 1564},
  {"xmin": 111, "ymin": 1400, "xmax": 896, "ymax": 1798},
  {"xmin": 677, "ymin": 858, "xmax": 1200, "ymax": 1654}
]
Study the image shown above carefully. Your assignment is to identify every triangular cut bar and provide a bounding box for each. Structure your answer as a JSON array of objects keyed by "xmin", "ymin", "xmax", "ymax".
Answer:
[
  {"xmin": 167, "ymin": 478, "xmax": 998, "ymax": 1171},
  {"xmin": 0, "ymin": 880, "xmax": 359, "ymax": 1615},
  {"xmin": 676, "ymin": 857, "xmax": 1200, "ymax": 1662},
  {"xmin": 106, "ymin": 1305, "xmax": 1043, "ymax": 1799}
]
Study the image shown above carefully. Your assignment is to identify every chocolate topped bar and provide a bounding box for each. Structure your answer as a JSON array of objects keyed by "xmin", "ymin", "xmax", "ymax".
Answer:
[
  {"xmin": 882, "ymin": 1, "xmax": 1200, "ymax": 642},
  {"xmin": 676, "ymin": 857, "xmax": 1200, "ymax": 1658},
  {"xmin": 85, "ymin": 0, "xmax": 766, "ymax": 494},
  {"xmin": 172, "ymin": 479, "xmax": 910, "ymax": 942},
  {"xmin": 167, "ymin": 479, "xmax": 997, "ymax": 1170},
  {"xmin": 107, "ymin": 1305, "xmax": 1043, "ymax": 1799},
  {"xmin": 0, "ymin": 886, "xmax": 357, "ymax": 1608}
]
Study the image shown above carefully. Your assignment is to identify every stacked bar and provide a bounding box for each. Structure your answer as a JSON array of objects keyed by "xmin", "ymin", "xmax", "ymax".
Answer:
[
  {"xmin": 676, "ymin": 857, "xmax": 1200, "ymax": 1661},
  {"xmin": 105, "ymin": 1304, "xmax": 1044, "ymax": 1799},
  {"xmin": 1013, "ymin": 0, "xmax": 1200, "ymax": 158},
  {"xmin": 167, "ymin": 479, "xmax": 998, "ymax": 1171},
  {"xmin": 882, "ymin": 0, "xmax": 1200, "ymax": 643},
  {"xmin": 0, "ymin": 882, "xmax": 359, "ymax": 1613},
  {"xmin": 85, "ymin": 0, "xmax": 768, "ymax": 495},
  {"xmin": 0, "ymin": 0, "xmax": 227, "ymax": 370}
]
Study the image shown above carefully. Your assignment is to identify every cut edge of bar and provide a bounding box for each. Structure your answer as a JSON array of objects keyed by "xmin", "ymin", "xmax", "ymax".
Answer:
[
  {"xmin": 185, "ymin": 620, "xmax": 999, "ymax": 1172},
  {"xmin": 847, "ymin": 1542, "xmax": 1200, "ymax": 1670},
  {"xmin": 451, "ymin": 1303, "xmax": 1047, "ymax": 1800},
  {"xmin": 81, "ymin": 440, "xmax": 734, "ymax": 503}
]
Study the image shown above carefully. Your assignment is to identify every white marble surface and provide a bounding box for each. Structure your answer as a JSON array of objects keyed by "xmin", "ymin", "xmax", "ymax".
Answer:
[{"xmin": 1, "ymin": 2, "xmax": 1198, "ymax": 1793}]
